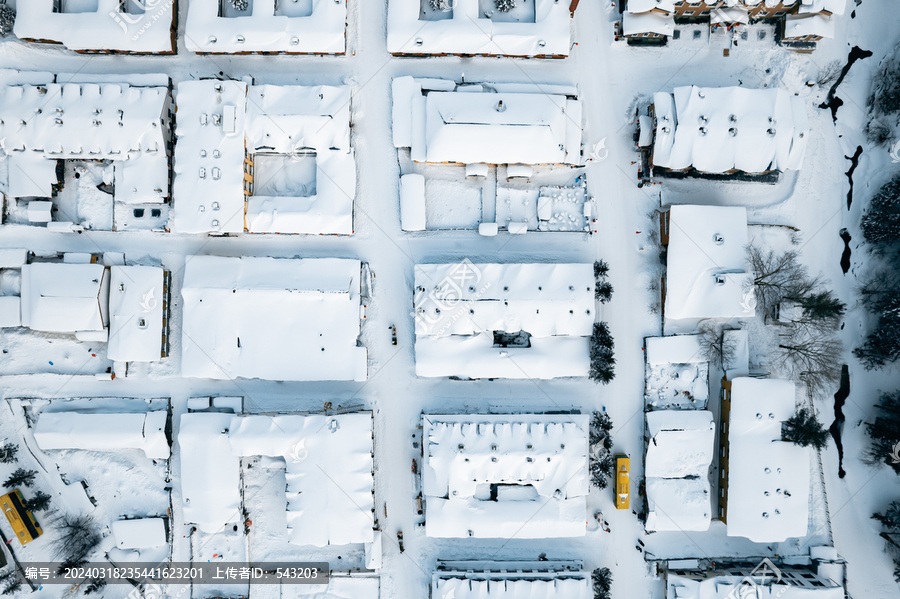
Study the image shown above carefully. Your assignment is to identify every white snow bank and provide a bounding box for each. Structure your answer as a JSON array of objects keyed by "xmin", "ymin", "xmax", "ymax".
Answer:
[
  {"xmin": 180, "ymin": 256, "xmax": 366, "ymax": 382},
  {"xmin": 228, "ymin": 414, "xmax": 374, "ymax": 547},
  {"xmin": 281, "ymin": 576, "xmax": 380, "ymax": 598},
  {"xmin": 664, "ymin": 206, "xmax": 754, "ymax": 326},
  {"xmin": 34, "ymin": 411, "xmax": 169, "ymax": 459},
  {"xmin": 652, "ymin": 86, "xmax": 809, "ymax": 174},
  {"xmin": 414, "ymin": 263, "xmax": 593, "ymax": 379},
  {"xmin": 423, "ymin": 414, "xmax": 588, "ymax": 539},
  {"xmin": 393, "ymin": 77, "xmax": 582, "ymax": 166},
  {"xmin": 185, "ymin": 0, "xmax": 346, "ymax": 54},
  {"xmin": 387, "ymin": 0, "xmax": 571, "ymax": 57},
  {"xmin": 14, "ymin": 0, "xmax": 175, "ymax": 53},
  {"xmin": 725, "ymin": 378, "xmax": 810, "ymax": 543}
]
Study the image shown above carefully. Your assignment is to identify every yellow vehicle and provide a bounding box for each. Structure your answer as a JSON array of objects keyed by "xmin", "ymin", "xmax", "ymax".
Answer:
[
  {"xmin": 1, "ymin": 489, "xmax": 43, "ymax": 545},
  {"xmin": 614, "ymin": 454, "xmax": 630, "ymax": 510}
]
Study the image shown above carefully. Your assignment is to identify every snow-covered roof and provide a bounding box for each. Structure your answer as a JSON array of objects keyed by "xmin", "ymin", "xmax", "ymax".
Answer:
[
  {"xmin": 423, "ymin": 414, "xmax": 589, "ymax": 539},
  {"xmin": 107, "ymin": 266, "xmax": 165, "ymax": 363},
  {"xmin": 228, "ymin": 414, "xmax": 374, "ymax": 547},
  {"xmin": 171, "ymin": 80, "xmax": 355, "ymax": 235},
  {"xmin": 784, "ymin": 14, "xmax": 837, "ymax": 39},
  {"xmin": 393, "ymin": 77, "xmax": 582, "ymax": 166},
  {"xmin": 652, "ymin": 86, "xmax": 809, "ymax": 173},
  {"xmin": 20, "ymin": 263, "xmax": 108, "ymax": 334},
  {"xmin": 645, "ymin": 410, "xmax": 714, "ymax": 532},
  {"xmin": 34, "ymin": 411, "xmax": 169, "ymax": 460},
  {"xmin": 724, "ymin": 329, "xmax": 750, "ymax": 379},
  {"xmin": 666, "ymin": 573, "xmax": 844, "ymax": 599},
  {"xmin": 627, "ymin": 0, "xmax": 677, "ymax": 12},
  {"xmin": 798, "ymin": 0, "xmax": 847, "ymax": 15},
  {"xmin": 434, "ymin": 569, "xmax": 591, "ymax": 599},
  {"xmin": 711, "ymin": 6, "xmax": 750, "ymax": 24},
  {"xmin": 14, "ymin": 1, "xmax": 175, "ymax": 53},
  {"xmin": 180, "ymin": 256, "xmax": 367, "ymax": 382},
  {"xmin": 111, "ymin": 518, "xmax": 167, "ymax": 550},
  {"xmin": 623, "ymin": 11, "xmax": 675, "ymax": 37},
  {"xmin": 179, "ymin": 412, "xmax": 242, "ymax": 534},
  {"xmin": 414, "ymin": 263, "xmax": 593, "ymax": 379},
  {"xmin": 726, "ymin": 378, "xmax": 810, "ymax": 542},
  {"xmin": 664, "ymin": 205, "xmax": 755, "ymax": 325},
  {"xmin": 646, "ymin": 335, "xmax": 706, "ymax": 365},
  {"xmin": 387, "ymin": 0, "xmax": 571, "ymax": 57},
  {"xmin": 185, "ymin": 0, "xmax": 346, "ymax": 54}
]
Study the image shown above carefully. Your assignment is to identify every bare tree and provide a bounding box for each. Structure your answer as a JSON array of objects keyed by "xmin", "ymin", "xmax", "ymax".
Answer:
[
  {"xmin": 815, "ymin": 61, "xmax": 844, "ymax": 87},
  {"xmin": 748, "ymin": 245, "xmax": 820, "ymax": 318},
  {"xmin": 697, "ymin": 321, "xmax": 737, "ymax": 368},
  {"xmin": 775, "ymin": 326, "xmax": 843, "ymax": 396},
  {"xmin": 50, "ymin": 513, "xmax": 101, "ymax": 566}
]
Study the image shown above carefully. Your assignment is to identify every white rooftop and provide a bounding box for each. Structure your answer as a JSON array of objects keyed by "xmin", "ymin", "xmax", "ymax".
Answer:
[
  {"xmin": 726, "ymin": 378, "xmax": 810, "ymax": 543},
  {"xmin": 784, "ymin": 14, "xmax": 838, "ymax": 39},
  {"xmin": 107, "ymin": 266, "xmax": 165, "ymax": 363},
  {"xmin": 393, "ymin": 77, "xmax": 583, "ymax": 166},
  {"xmin": 414, "ymin": 263, "xmax": 594, "ymax": 379},
  {"xmin": 646, "ymin": 334, "xmax": 706, "ymax": 365},
  {"xmin": 180, "ymin": 256, "xmax": 366, "ymax": 382},
  {"xmin": 435, "ymin": 569, "xmax": 591, "ymax": 599},
  {"xmin": 664, "ymin": 205, "xmax": 755, "ymax": 326},
  {"xmin": 111, "ymin": 518, "xmax": 167, "ymax": 550},
  {"xmin": 228, "ymin": 414, "xmax": 374, "ymax": 547},
  {"xmin": 34, "ymin": 411, "xmax": 169, "ymax": 460},
  {"xmin": 666, "ymin": 573, "xmax": 844, "ymax": 599},
  {"xmin": 423, "ymin": 414, "xmax": 589, "ymax": 539},
  {"xmin": 20, "ymin": 262, "xmax": 108, "ymax": 334},
  {"xmin": 14, "ymin": 1, "xmax": 175, "ymax": 53},
  {"xmin": 623, "ymin": 11, "xmax": 675, "ymax": 37},
  {"xmin": 652, "ymin": 86, "xmax": 809, "ymax": 174},
  {"xmin": 185, "ymin": 0, "xmax": 346, "ymax": 54},
  {"xmin": 387, "ymin": 0, "xmax": 571, "ymax": 57},
  {"xmin": 645, "ymin": 410, "xmax": 714, "ymax": 532},
  {"xmin": 171, "ymin": 80, "xmax": 355, "ymax": 235}
]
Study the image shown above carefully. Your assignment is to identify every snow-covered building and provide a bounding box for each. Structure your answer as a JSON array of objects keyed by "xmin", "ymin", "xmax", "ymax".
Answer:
[
  {"xmin": 34, "ymin": 410, "xmax": 169, "ymax": 459},
  {"xmin": 644, "ymin": 334, "xmax": 710, "ymax": 410},
  {"xmin": 414, "ymin": 263, "xmax": 594, "ymax": 379},
  {"xmin": 645, "ymin": 410, "xmax": 715, "ymax": 532},
  {"xmin": 622, "ymin": 1, "xmax": 846, "ymax": 48},
  {"xmin": 720, "ymin": 377, "xmax": 810, "ymax": 542},
  {"xmin": 180, "ymin": 256, "xmax": 367, "ymax": 382},
  {"xmin": 171, "ymin": 80, "xmax": 355, "ymax": 235},
  {"xmin": 664, "ymin": 556, "xmax": 845, "ymax": 599},
  {"xmin": 179, "ymin": 411, "xmax": 375, "ymax": 547},
  {"xmin": 393, "ymin": 77, "xmax": 583, "ymax": 167},
  {"xmin": 0, "ymin": 250, "xmax": 170, "ymax": 363},
  {"xmin": 661, "ymin": 206, "xmax": 755, "ymax": 332},
  {"xmin": 13, "ymin": 0, "xmax": 176, "ymax": 53},
  {"xmin": 0, "ymin": 71, "xmax": 172, "ymax": 231},
  {"xmin": 388, "ymin": 0, "xmax": 572, "ymax": 57},
  {"xmin": 433, "ymin": 562, "xmax": 592, "ymax": 599},
  {"xmin": 648, "ymin": 86, "xmax": 809, "ymax": 175},
  {"xmin": 422, "ymin": 414, "xmax": 589, "ymax": 539},
  {"xmin": 184, "ymin": 0, "xmax": 346, "ymax": 54}
]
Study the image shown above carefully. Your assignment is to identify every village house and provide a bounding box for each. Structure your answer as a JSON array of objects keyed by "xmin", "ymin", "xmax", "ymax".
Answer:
[
  {"xmin": 421, "ymin": 414, "xmax": 589, "ymax": 538},
  {"xmin": 184, "ymin": 0, "xmax": 346, "ymax": 54},
  {"xmin": 171, "ymin": 79, "xmax": 355, "ymax": 235},
  {"xmin": 13, "ymin": 0, "xmax": 176, "ymax": 53},
  {"xmin": 433, "ymin": 561, "xmax": 592, "ymax": 599},
  {"xmin": 414, "ymin": 262, "xmax": 594, "ymax": 379},
  {"xmin": 0, "ymin": 71, "xmax": 173, "ymax": 231},
  {"xmin": 622, "ymin": 0, "xmax": 847, "ymax": 50},
  {"xmin": 387, "ymin": 0, "xmax": 573, "ymax": 57}
]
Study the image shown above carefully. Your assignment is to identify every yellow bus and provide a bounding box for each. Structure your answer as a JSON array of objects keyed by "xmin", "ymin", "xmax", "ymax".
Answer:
[
  {"xmin": 1, "ymin": 489, "xmax": 43, "ymax": 545},
  {"xmin": 614, "ymin": 454, "xmax": 630, "ymax": 510}
]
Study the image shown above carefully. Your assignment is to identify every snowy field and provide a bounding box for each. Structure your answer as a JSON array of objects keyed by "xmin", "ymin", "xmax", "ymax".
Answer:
[{"xmin": 0, "ymin": 1, "xmax": 898, "ymax": 599}]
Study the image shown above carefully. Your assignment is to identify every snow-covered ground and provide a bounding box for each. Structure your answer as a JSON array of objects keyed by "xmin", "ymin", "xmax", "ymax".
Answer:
[{"xmin": 0, "ymin": 1, "xmax": 898, "ymax": 598}]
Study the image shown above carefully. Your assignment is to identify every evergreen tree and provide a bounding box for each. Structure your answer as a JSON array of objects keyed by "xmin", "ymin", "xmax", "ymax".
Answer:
[
  {"xmin": 0, "ymin": 442, "xmax": 17, "ymax": 464},
  {"xmin": 591, "ymin": 567, "xmax": 613, "ymax": 599},
  {"xmin": 861, "ymin": 176, "xmax": 900, "ymax": 248},
  {"xmin": 596, "ymin": 281, "xmax": 614, "ymax": 303},
  {"xmin": 0, "ymin": 5, "xmax": 14, "ymax": 38},
  {"xmin": 429, "ymin": 0, "xmax": 453, "ymax": 10},
  {"xmin": 495, "ymin": 0, "xmax": 517, "ymax": 12},
  {"xmin": 872, "ymin": 500, "xmax": 900, "ymax": 530},
  {"xmin": 231, "ymin": 0, "xmax": 249, "ymax": 11},
  {"xmin": 3, "ymin": 468, "xmax": 37, "ymax": 489},
  {"xmin": 24, "ymin": 490, "xmax": 52, "ymax": 513},
  {"xmin": 782, "ymin": 407, "xmax": 829, "ymax": 449},
  {"xmin": 796, "ymin": 290, "xmax": 846, "ymax": 321},
  {"xmin": 589, "ymin": 322, "xmax": 616, "ymax": 384},
  {"xmin": 866, "ymin": 391, "xmax": 900, "ymax": 474}
]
